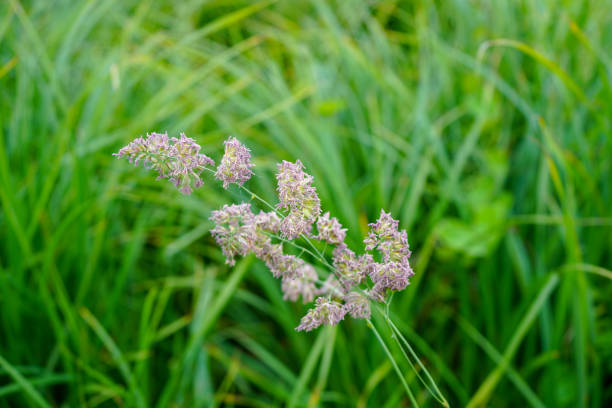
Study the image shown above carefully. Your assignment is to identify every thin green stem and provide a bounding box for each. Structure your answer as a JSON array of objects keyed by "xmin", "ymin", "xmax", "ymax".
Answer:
[
  {"xmin": 383, "ymin": 311, "xmax": 449, "ymax": 407},
  {"xmin": 261, "ymin": 231, "xmax": 325, "ymax": 265},
  {"xmin": 238, "ymin": 184, "xmax": 281, "ymax": 215},
  {"xmin": 384, "ymin": 321, "xmax": 441, "ymax": 405},
  {"xmin": 367, "ymin": 319, "xmax": 419, "ymax": 407},
  {"xmin": 301, "ymin": 234, "xmax": 334, "ymax": 270},
  {"xmin": 385, "ymin": 293, "xmax": 394, "ymax": 318}
]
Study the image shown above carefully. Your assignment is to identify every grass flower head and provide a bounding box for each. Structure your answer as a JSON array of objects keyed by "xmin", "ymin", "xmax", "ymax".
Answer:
[
  {"xmin": 215, "ymin": 136, "xmax": 254, "ymax": 189},
  {"xmin": 276, "ymin": 160, "xmax": 321, "ymax": 239},
  {"xmin": 315, "ymin": 212, "xmax": 347, "ymax": 244},
  {"xmin": 296, "ymin": 297, "xmax": 346, "ymax": 331},
  {"xmin": 113, "ymin": 132, "xmax": 214, "ymax": 194}
]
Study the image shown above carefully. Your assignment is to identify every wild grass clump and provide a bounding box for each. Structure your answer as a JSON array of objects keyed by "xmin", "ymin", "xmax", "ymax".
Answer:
[
  {"xmin": 1, "ymin": 0, "xmax": 611, "ymax": 407},
  {"xmin": 115, "ymin": 132, "xmax": 448, "ymax": 406}
]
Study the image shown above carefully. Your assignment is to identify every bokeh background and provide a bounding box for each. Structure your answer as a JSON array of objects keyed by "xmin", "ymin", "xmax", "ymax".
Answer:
[{"xmin": 1, "ymin": 0, "xmax": 611, "ymax": 407}]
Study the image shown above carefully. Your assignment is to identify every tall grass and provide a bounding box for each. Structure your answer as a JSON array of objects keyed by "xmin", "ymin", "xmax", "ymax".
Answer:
[{"xmin": 1, "ymin": 0, "xmax": 611, "ymax": 406}]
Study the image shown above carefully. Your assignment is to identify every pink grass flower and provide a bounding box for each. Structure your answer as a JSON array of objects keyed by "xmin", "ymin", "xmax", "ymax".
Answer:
[
  {"xmin": 113, "ymin": 132, "xmax": 214, "ymax": 194},
  {"xmin": 215, "ymin": 136, "xmax": 254, "ymax": 189}
]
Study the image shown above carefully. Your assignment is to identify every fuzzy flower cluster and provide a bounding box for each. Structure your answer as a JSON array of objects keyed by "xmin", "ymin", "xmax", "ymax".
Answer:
[
  {"xmin": 282, "ymin": 264, "xmax": 318, "ymax": 303},
  {"xmin": 363, "ymin": 210, "xmax": 414, "ymax": 300},
  {"xmin": 298, "ymin": 209, "xmax": 413, "ymax": 331},
  {"xmin": 332, "ymin": 244, "xmax": 371, "ymax": 290},
  {"xmin": 296, "ymin": 297, "xmax": 346, "ymax": 331},
  {"xmin": 295, "ymin": 288, "xmax": 373, "ymax": 331},
  {"xmin": 210, "ymin": 203, "xmax": 318, "ymax": 303},
  {"xmin": 343, "ymin": 291, "xmax": 371, "ymax": 319},
  {"xmin": 215, "ymin": 136, "xmax": 254, "ymax": 189},
  {"xmin": 115, "ymin": 133, "xmax": 415, "ymax": 333},
  {"xmin": 113, "ymin": 132, "xmax": 215, "ymax": 194},
  {"xmin": 316, "ymin": 212, "xmax": 346, "ymax": 244},
  {"xmin": 276, "ymin": 160, "xmax": 321, "ymax": 239},
  {"xmin": 209, "ymin": 203, "xmax": 256, "ymax": 266}
]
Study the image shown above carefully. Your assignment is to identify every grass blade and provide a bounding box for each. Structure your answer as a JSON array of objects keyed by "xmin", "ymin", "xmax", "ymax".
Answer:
[
  {"xmin": 0, "ymin": 355, "xmax": 52, "ymax": 408},
  {"xmin": 467, "ymin": 273, "xmax": 559, "ymax": 407},
  {"xmin": 79, "ymin": 308, "xmax": 146, "ymax": 408}
]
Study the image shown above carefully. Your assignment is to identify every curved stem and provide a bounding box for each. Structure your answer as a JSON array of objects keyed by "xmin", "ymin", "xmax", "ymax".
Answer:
[
  {"xmin": 382, "ymin": 311, "xmax": 449, "ymax": 407},
  {"xmin": 385, "ymin": 293, "xmax": 394, "ymax": 318},
  {"xmin": 239, "ymin": 184, "xmax": 281, "ymax": 215},
  {"xmin": 301, "ymin": 234, "xmax": 334, "ymax": 270},
  {"xmin": 261, "ymin": 231, "xmax": 324, "ymax": 264},
  {"xmin": 367, "ymin": 319, "xmax": 419, "ymax": 407}
]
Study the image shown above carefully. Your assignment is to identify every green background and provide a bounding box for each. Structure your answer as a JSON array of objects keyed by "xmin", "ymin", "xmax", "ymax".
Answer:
[{"xmin": 1, "ymin": 0, "xmax": 611, "ymax": 407}]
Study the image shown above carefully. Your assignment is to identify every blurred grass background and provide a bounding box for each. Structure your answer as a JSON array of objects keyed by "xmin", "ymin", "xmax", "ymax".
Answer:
[{"xmin": 1, "ymin": 0, "xmax": 611, "ymax": 406}]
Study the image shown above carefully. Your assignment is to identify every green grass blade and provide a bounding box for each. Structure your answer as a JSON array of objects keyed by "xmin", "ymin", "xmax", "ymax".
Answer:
[
  {"xmin": 367, "ymin": 319, "xmax": 419, "ymax": 408},
  {"xmin": 467, "ymin": 273, "xmax": 559, "ymax": 407},
  {"xmin": 458, "ymin": 317, "xmax": 545, "ymax": 408},
  {"xmin": 287, "ymin": 326, "xmax": 329, "ymax": 408},
  {"xmin": 79, "ymin": 308, "xmax": 146, "ymax": 408},
  {"xmin": 0, "ymin": 355, "xmax": 52, "ymax": 408}
]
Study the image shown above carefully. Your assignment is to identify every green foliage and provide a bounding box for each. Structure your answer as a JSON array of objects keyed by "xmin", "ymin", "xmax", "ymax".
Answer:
[{"xmin": 1, "ymin": 0, "xmax": 611, "ymax": 406}]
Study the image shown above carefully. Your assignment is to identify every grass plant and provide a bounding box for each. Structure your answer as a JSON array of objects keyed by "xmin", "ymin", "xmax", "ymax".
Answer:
[{"xmin": 1, "ymin": 0, "xmax": 611, "ymax": 406}]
